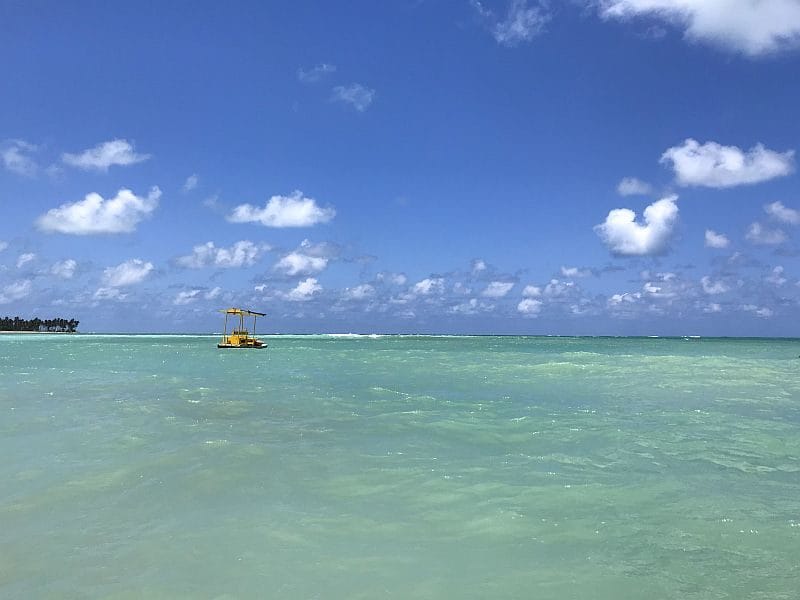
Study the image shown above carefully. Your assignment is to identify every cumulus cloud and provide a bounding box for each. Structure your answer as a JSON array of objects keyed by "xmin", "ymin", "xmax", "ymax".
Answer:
[
  {"xmin": 517, "ymin": 298, "xmax": 543, "ymax": 316},
  {"xmin": 522, "ymin": 285, "xmax": 541, "ymax": 297},
  {"xmin": 473, "ymin": 0, "xmax": 550, "ymax": 46},
  {"xmin": 274, "ymin": 252, "xmax": 328, "ymax": 276},
  {"xmin": 331, "ymin": 83, "xmax": 376, "ymax": 112},
  {"xmin": 704, "ymin": 229, "xmax": 730, "ymax": 248},
  {"xmin": 701, "ymin": 275, "xmax": 729, "ymax": 295},
  {"xmin": 183, "ymin": 174, "xmax": 198, "ymax": 192},
  {"xmin": 343, "ymin": 284, "xmax": 375, "ymax": 300},
  {"xmin": 482, "ymin": 281, "xmax": 514, "ymax": 298},
  {"xmin": 284, "ymin": 277, "xmax": 322, "ymax": 301},
  {"xmin": 297, "ymin": 63, "xmax": 336, "ymax": 83},
  {"xmin": 51, "ymin": 259, "xmax": 77, "ymax": 279},
  {"xmin": 765, "ymin": 266, "xmax": 787, "ymax": 286},
  {"xmin": 560, "ymin": 266, "xmax": 592, "ymax": 278},
  {"xmin": 1, "ymin": 140, "xmax": 38, "ymax": 176},
  {"xmin": 103, "ymin": 259, "xmax": 154, "ymax": 287},
  {"xmin": 764, "ymin": 201, "xmax": 800, "ymax": 225},
  {"xmin": 177, "ymin": 240, "xmax": 267, "ymax": 269},
  {"xmin": 174, "ymin": 290, "xmax": 201, "ymax": 305},
  {"xmin": 617, "ymin": 177, "xmax": 652, "ymax": 196},
  {"xmin": 36, "ymin": 187, "xmax": 161, "ymax": 235},
  {"xmin": 273, "ymin": 239, "xmax": 334, "ymax": 276},
  {"xmin": 0, "ymin": 241, "xmax": 8, "ymax": 252},
  {"xmin": 472, "ymin": 259, "xmax": 488, "ymax": 274},
  {"xmin": 377, "ymin": 272, "xmax": 407, "ymax": 286},
  {"xmin": 596, "ymin": 0, "xmax": 800, "ymax": 56},
  {"xmin": 62, "ymin": 139, "xmax": 150, "ymax": 171},
  {"xmin": 742, "ymin": 304, "xmax": 773, "ymax": 318},
  {"xmin": 746, "ymin": 222, "xmax": 787, "ymax": 245},
  {"xmin": 412, "ymin": 278, "xmax": 445, "ymax": 296},
  {"xmin": 0, "ymin": 280, "xmax": 32, "ymax": 304},
  {"xmin": 16, "ymin": 253, "xmax": 36, "ymax": 269},
  {"xmin": 660, "ymin": 139, "xmax": 794, "ymax": 188},
  {"xmin": 93, "ymin": 287, "xmax": 126, "ymax": 301},
  {"xmin": 228, "ymin": 190, "xmax": 335, "ymax": 227},
  {"xmin": 608, "ymin": 291, "xmax": 641, "ymax": 307},
  {"xmin": 595, "ymin": 195, "xmax": 679, "ymax": 256}
]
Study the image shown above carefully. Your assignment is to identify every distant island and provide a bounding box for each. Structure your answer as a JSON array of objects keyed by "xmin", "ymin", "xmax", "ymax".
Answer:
[{"xmin": 1, "ymin": 316, "xmax": 79, "ymax": 333}]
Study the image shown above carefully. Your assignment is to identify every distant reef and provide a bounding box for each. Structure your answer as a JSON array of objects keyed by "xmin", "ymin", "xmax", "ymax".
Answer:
[{"xmin": 1, "ymin": 316, "xmax": 79, "ymax": 333}]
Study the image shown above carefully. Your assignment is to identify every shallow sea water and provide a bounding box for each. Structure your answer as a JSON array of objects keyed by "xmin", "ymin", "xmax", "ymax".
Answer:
[{"xmin": 1, "ymin": 335, "xmax": 799, "ymax": 599}]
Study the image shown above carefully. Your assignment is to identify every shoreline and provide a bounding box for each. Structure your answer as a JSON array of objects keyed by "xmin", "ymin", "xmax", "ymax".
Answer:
[{"xmin": 0, "ymin": 330, "xmax": 77, "ymax": 335}]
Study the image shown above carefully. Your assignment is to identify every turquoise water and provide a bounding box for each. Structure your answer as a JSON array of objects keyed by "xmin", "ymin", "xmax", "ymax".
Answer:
[{"xmin": 1, "ymin": 335, "xmax": 799, "ymax": 599}]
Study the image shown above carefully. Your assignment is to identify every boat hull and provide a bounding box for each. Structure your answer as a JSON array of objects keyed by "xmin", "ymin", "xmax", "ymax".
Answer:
[{"xmin": 217, "ymin": 342, "xmax": 266, "ymax": 349}]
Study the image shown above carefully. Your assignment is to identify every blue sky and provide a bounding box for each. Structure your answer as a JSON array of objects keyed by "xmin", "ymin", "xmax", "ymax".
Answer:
[{"xmin": 2, "ymin": 0, "xmax": 800, "ymax": 334}]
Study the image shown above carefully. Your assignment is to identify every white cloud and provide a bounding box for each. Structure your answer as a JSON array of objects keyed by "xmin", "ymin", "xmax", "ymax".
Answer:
[
  {"xmin": 701, "ymin": 275, "xmax": 729, "ymax": 295},
  {"xmin": 617, "ymin": 177, "xmax": 652, "ymax": 196},
  {"xmin": 764, "ymin": 201, "xmax": 800, "ymax": 225},
  {"xmin": 522, "ymin": 285, "xmax": 541, "ymax": 297},
  {"xmin": 284, "ymin": 277, "xmax": 322, "ymax": 301},
  {"xmin": 51, "ymin": 259, "xmax": 77, "ymax": 279},
  {"xmin": 742, "ymin": 304, "xmax": 774, "ymax": 318},
  {"xmin": 0, "ymin": 279, "xmax": 32, "ymax": 304},
  {"xmin": 608, "ymin": 291, "xmax": 641, "ymax": 306},
  {"xmin": 205, "ymin": 287, "xmax": 222, "ymax": 300},
  {"xmin": 343, "ymin": 284, "xmax": 375, "ymax": 300},
  {"xmin": 174, "ymin": 290, "xmax": 202, "ymax": 305},
  {"xmin": 62, "ymin": 139, "xmax": 150, "ymax": 171},
  {"xmin": 183, "ymin": 174, "xmax": 198, "ymax": 192},
  {"xmin": 450, "ymin": 298, "xmax": 480, "ymax": 315},
  {"xmin": 766, "ymin": 266, "xmax": 787, "ymax": 286},
  {"xmin": 704, "ymin": 229, "xmax": 730, "ymax": 248},
  {"xmin": 412, "ymin": 278, "xmax": 445, "ymax": 296},
  {"xmin": 103, "ymin": 259, "xmax": 154, "ymax": 287},
  {"xmin": 0, "ymin": 241, "xmax": 8, "ymax": 252},
  {"xmin": 597, "ymin": 0, "xmax": 800, "ymax": 56},
  {"xmin": 544, "ymin": 278, "xmax": 577, "ymax": 297},
  {"xmin": 560, "ymin": 266, "xmax": 592, "ymax": 278},
  {"xmin": 377, "ymin": 272, "xmax": 407, "ymax": 286},
  {"xmin": 746, "ymin": 222, "xmax": 787, "ymax": 245},
  {"xmin": 703, "ymin": 302, "xmax": 722, "ymax": 313},
  {"xmin": 297, "ymin": 63, "xmax": 336, "ymax": 83},
  {"xmin": 331, "ymin": 84, "xmax": 375, "ymax": 112},
  {"xmin": 2, "ymin": 140, "xmax": 38, "ymax": 176},
  {"xmin": 93, "ymin": 287, "xmax": 126, "ymax": 301},
  {"xmin": 228, "ymin": 190, "xmax": 335, "ymax": 227},
  {"xmin": 517, "ymin": 298, "xmax": 543, "ymax": 316},
  {"xmin": 660, "ymin": 139, "xmax": 794, "ymax": 188},
  {"xmin": 472, "ymin": 259, "xmax": 488, "ymax": 274},
  {"xmin": 274, "ymin": 252, "xmax": 328, "ymax": 276},
  {"xmin": 177, "ymin": 240, "xmax": 266, "ymax": 269},
  {"xmin": 595, "ymin": 195, "xmax": 679, "ymax": 256},
  {"xmin": 36, "ymin": 186, "xmax": 161, "ymax": 235},
  {"xmin": 482, "ymin": 281, "xmax": 514, "ymax": 298},
  {"xmin": 16, "ymin": 253, "xmax": 36, "ymax": 269},
  {"xmin": 474, "ymin": 0, "xmax": 550, "ymax": 46}
]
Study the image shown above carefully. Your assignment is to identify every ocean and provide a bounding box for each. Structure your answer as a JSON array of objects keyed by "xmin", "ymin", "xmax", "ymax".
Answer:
[{"xmin": 1, "ymin": 334, "xmax": 799, "ymax": 599}]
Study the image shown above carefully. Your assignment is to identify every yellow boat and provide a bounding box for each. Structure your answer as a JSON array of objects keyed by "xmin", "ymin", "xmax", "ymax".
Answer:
[{"xmin": 217, "ymin": 308, "xmax": 267, "ymax": 349}]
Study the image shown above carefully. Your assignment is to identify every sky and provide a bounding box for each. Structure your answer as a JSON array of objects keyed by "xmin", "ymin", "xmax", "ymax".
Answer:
[{"xmin": 2, "ymin": 0, "xmax": 800, "ymax": 335}]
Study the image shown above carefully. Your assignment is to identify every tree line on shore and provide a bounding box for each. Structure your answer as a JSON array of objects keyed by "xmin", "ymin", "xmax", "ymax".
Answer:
[{"xmin": 0, "ymin": 316, "xmax": 79, "ymax": 332}]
